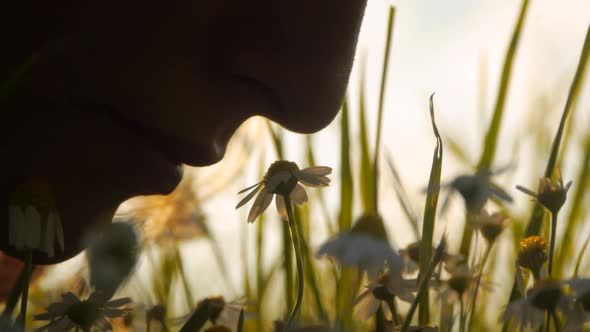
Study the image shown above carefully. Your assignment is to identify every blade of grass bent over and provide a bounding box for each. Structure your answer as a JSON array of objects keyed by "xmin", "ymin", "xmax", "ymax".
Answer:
[
  {"xmin": 461, "ymin": 0, "xmax": 530, "ymax": 258},
  {"xmin": 336, "ymin": 98, "xmax": 358, "ymax": 331},
  {"xmin": 418, "ymin": 94, "xmax": 443, "ymax": 325}
]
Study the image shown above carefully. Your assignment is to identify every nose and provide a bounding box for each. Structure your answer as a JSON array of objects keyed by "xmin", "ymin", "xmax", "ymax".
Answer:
[{"xmin": 217, "ymin": 0, "xmax": 368, "ymax": 134}]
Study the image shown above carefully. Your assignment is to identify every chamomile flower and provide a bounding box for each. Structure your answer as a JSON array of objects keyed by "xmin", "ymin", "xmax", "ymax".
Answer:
[
  {"xmin": 34, "ymin": 292, "xmax": 131, "ymax": 332},
  {"xmin": 178, "ymin": 296, "xmax": 248, "ymax": 330},
  {"xmin": 439, "ymin": 169, "xmax": 512, "ymax": 215},
  {"xmin": 317, "ymin": 214, "xmax": 403, "ymax": 280},
  {"xmin": 236, "ymin": 161, "xmax": 331, "ymax": 223},
  {"xmin": 354, "ymin": 272, "xmax": 416, "ymax": 320},
  {"xmin": 8, "ymin": 180, "xmax": 64, "ymax": 257},
  {"xmin": 516, "ymin": 168, "xmax": 572, "ymax": 215},
  {"xmin": 501, "ymin": 279, "xmax": 573, "ymax": 331}
]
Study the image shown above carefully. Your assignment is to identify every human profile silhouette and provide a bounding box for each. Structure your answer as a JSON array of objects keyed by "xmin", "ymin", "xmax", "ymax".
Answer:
[{"xmin": 1, "ymin": 1, "xmax": 368, "ymax": 264}]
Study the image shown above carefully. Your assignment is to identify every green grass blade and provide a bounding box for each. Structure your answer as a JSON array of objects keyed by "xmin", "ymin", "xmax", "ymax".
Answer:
[
  {"xmin": 339, "ymin": 98, "xmax": 354, "ymax": 231},
  {"xmin": 385, "ymin": 152, "xmax": 420, "ymax": 238},
  {"xmin": 418, "ymin": 94, "xmax": 443, "ymax": 325},
  {"xmin": 358, "ymin": 57, "xmax": 376, "ymax": 214},
  {"xmin": 524, "ymin": 23, "xmax": 590, "ymax": 236},
  {"xmin": 556, "ymin": 138, "xmax": 590, "ymax": 276},
  {"xmin": 476, "ymin": 0, "xmax": 529, "ymax": 171},
  {"xmin": 373, "ymin": 6, "xmax": 396, "ymax": 212},
  {"xmin": 462, "ymin": 0, "xmax": 530, "ymax": 259},
  {"xmin": 573, "ymin": 230, "xmax": 590, "ymax": 278}
]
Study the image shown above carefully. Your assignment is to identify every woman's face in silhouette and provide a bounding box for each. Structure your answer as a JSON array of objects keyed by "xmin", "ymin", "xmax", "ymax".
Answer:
[{"xmin": 1, "ymin": 1, "xmax": 367, "ymax": 263}]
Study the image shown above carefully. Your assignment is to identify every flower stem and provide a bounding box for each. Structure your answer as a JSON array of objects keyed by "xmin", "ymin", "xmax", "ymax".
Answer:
[
  {"xmin": 284, "ymin": 195, "xmax": 304, "ymax": 331},
  {"xmin": 467, "ymin": 244, "xmax": 492, "ymax": 330},
  {"xmin": 459, "ymin": 297, "xmax": 465, "ymax": 332},
  {"xmin": 388, "ymin": 297, "xmax": 401, "ymax": 326},
  {"xmin": 548, "ymin": 212, "xmax": 558, "ymax": 277},
  {"xmin": 18, "ymin": 250, "xmax": 33, "ymax": 329},
  {"xmin": 551, "ymin": 310, "xmax": 561, "ymax": 332}
]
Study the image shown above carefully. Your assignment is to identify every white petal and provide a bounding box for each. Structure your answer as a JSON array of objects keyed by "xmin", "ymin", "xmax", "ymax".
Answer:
[
  {"xmin": 247, "ymin": 190, "xmax": 273, "ymax": 223},
  {"xmin": 290, "ymin": 184, "xmax": 308, "ymax": 205},
  {"xmin": 275, "ymin": 195, "xmax": 287, "ymax": 220},
  {"xmin": 105, "ymin": 297, "xmax": 132, "ymax": 308},
  {"xmin": 299, "ymin": 166, "xmax": 332, "ymax": 176},
  {"xmin": 235, "ymin": 184, "xmax": 262, "ymax": 210},
  {"xmin": 354, "ymin": 294, "xmax": 381, "ymax": 320},
  {"xmin": 298, "ymin": 167, "xmax": 331, "ymax": 187},
  {"xmin": 24, "ymin": 206, "xmax": 41, "ymax": 249},
  {"xmin": 237, "ymin": 182, "xmax": 262, "ymax": 194}
]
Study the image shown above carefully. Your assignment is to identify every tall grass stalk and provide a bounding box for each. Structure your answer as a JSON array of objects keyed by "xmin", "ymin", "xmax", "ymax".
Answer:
[{"xmin": 417, "ymin": 94, "xmax": 443, "ymax": 325}]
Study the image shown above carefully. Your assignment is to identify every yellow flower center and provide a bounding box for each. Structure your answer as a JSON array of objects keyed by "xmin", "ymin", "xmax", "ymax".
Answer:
[{"xmin": 517, "ymin": 236, "xmax": 548, "ymax": 278}]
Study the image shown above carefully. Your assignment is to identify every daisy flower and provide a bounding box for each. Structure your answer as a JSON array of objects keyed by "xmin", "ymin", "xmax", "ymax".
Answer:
[
  {"xmin": 501, "ymin": 279, "xmax": 573, "ymax": 331},
  {"xmin": 317, "ymin": 214, "xmax": 403, "ymax": 280},
  {"xmin": 439, "ymin": 169, "xmax": 512, "ymax": 215},
  {"xmin": 177, "ymin": 296, "xmax": 248, "ymax": 330},
  {"xmin": 8, "ymin": 180, "xmax": 64, "ymax": 258},
  {"xmin": 236, "ymin": 161, "xmax": 331, "ymax": 223},
  {"xmin": 86, "ymin": 221, "xmax": 139, "ymax": 304},
  {"xmin": 34, "ymin": 292, "xmax": 131, "ymax": 332},
  {"xmin": 354, "ymin": 272, "xmax": 416, "ymax": 320}
]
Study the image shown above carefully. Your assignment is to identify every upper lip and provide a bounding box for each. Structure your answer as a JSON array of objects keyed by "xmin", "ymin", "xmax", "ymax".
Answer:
[{"xmin": 85, "ymin": 104, "xmax": 194, "ymax": 164}]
